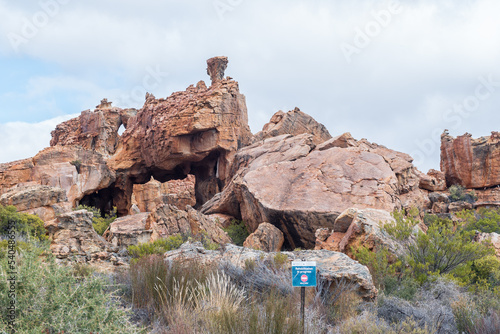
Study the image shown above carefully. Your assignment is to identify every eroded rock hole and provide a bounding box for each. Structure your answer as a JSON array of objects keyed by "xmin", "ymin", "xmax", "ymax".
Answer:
[{"xmin": 79, "ymin": 184, "xmax": 118, "ymax": 217}]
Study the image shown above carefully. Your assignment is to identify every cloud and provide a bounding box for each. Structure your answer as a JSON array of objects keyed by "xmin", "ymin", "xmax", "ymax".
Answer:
[
  {"xmin": 0, "ymin": 114, "xmax": 77, "ymax": 164},
  {"xmin": 0, "ymin": 0, "xmax": 499, "ymax": 172}
]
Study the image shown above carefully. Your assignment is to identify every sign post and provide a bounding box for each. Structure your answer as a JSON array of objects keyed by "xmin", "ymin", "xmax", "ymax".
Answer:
[{"xmin": 292, "ymin": 261, "xmax": 317, "ymax": 334}]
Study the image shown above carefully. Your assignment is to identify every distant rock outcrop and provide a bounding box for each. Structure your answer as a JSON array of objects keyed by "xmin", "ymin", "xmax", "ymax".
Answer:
[
  {"xmin": 243, "ymin": 222, "xmax": 284, "ymax": 252},
  {"xmin": 253, "ymin": 108, "xmax": 332, "ymax": 145},
  {"xmin": 441, "ymin": 131, "xmax": 500, "ymax": 188}
]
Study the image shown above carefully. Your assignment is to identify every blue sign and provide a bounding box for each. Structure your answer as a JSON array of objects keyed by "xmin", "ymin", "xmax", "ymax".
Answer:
[{"xmin": 292, "ymin": 261, "xmax": 317, "ymax": 287}]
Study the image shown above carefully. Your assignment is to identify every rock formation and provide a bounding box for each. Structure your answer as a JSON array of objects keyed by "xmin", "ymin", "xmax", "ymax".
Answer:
[
  {"xmin": 253, "ymin": 108, "xmax": 332, "ymax": 145},
  {"xmin": 243, "ymin": 222, "xmax": 285, "ymax": 252},
  {"xmin": 131, "ymin": 175, "xmax": 196, "ymax": 213},
  {"xmin": 44, "ymin": 210, "xmax": 118, "ymax": 261},
  {"xmin": 441, "ymin": 131, "xmax": 500, "ymax": 188},
  {"xmin": 203, "ymin": 132, "xmax": 426, "ymax": 249},
  {"xmin": 50, "ymin": 102, "xmax": 137, "ymax": 156},
  {"xmin": 164, "ymin": 241, "xmax": 377, "ymax": 299},
  {"xmin": 206, "ymin": 56, "xmax": 228, "ymax": 85}
]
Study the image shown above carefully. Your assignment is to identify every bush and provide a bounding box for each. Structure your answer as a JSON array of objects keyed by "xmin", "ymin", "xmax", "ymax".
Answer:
[
  {"xmin": 384, "ymin": 210, "xmax": 494, "ymax": 283},
  {"xmin": 458, "ymin": 207, "xmax": 500, "ymax": 234},
  {"xmin": 0, "ymin": 205, "xmax": 47, "ymax": 241},
  {"xmin": 74, "ymin": 204, "xmax": 117, "ymax": 235},
  {"xmin": 0, "ymin": 244, "xmax": 142, "ymax": 333},
  {"xmin": 223, "ymin": 219, "xmax": 249, "ymax": 246},
  {"xmin": 128, "ymin": 235, "xmax": 185, "ymax": 260},
  {"xmin": 448, "ymin": 184, "xmax": 477, "ymax": 203}
]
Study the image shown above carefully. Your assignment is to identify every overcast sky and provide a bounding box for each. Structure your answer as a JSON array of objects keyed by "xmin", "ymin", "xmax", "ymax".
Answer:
[{"xmin": 1, "ymin": 0, "xmax": 499, "ymax": 172}]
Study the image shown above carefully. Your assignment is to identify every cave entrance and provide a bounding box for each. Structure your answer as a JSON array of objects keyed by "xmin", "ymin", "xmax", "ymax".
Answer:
[{"xmin": 79, "ymin": 184, "xmax": 117, "ymax": 217}]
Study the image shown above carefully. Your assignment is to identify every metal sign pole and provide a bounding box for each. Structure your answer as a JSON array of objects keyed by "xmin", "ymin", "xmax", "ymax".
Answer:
[{"xmin": 301, "ymin": 286, "xmax": 305, "ymax": 334}]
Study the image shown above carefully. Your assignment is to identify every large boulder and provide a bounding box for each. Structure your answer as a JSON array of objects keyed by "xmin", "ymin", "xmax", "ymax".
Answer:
[
  {"xmin": 243, "ymin": 222, "xmax": 285, "ymax": 252},
  {"xmin": 44, "ymin": 210, "xmax": 117, "ymax": 259},
  {"xmin": 164, "ymin": 241, "xmax": 377, "ymax": 300},
  {"xmin": 131, "ymin": 175, "xmax": 196, "ymax": 213},
  {"xmin": 106, "ymin": 212, "xmax": 154, "ymax": 248},
  {"xmin": 204, "ymin": 132, "xmax": 423, "ymax": 249},
  {"xmin": 0, "ymin": 185, "xmax": 70, "ymax": 221},
  {"xmin": 441, "ymin": 131, "xmax": 500, "ymax": 188},
  {"xmin": 418, "ymin": 169, "xmax": 447, "ymax": 192},
  {"xmin": 253, "ymin": 108, "xmax": 332, "ymax": 145},
  {"xmin": 475, "ymin": 232, "xmax": 500, "ymax": 258},
  {"xmin": 151, "ymin": 204, "xmax": 231, "ymax": 245}
]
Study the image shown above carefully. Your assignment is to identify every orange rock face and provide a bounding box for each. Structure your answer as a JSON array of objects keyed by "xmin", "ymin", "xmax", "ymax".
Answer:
[
  {"xmin": 131, "ymin": 175, "xmax": 196, "ymax": 213},
  {"xmin": 441, "ymin": 131, "xmax": 500, "ymax": 188},
  {"xmin": 253, "ymin": 108, "xmax": 332, "ymax": 145},
  {"xmin": 50, "ymin": 102, "xmax": 137, "ymax": 156}
]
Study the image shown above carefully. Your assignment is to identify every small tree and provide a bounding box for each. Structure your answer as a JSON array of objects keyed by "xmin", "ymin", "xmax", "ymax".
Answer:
[{"xmin": 384, "ymin": 210, "xmax": 494, "ymax": 283}]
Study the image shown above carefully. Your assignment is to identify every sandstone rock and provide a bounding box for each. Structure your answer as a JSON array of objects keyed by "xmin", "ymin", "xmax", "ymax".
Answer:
[
  {"xmin": 253, "ymin": 108, "xmax": 332, "ymax": 145},
  {"xmin": 441, "ymin": 131, "xmax": 500, "ymax": 188},
  {"xmin": 316, "ymin": 132, "xmax": 358, "ymax": 151},
  {"xmin": 418, "ymin": 169, "xmax": 447, "ymax": 192},
  {"xmin": 164, "ymin": 241, "xmax": 377, "ymax": 299},
  {"xmin": 334, "ymin": 208, "xmax": 359, "ymax": 233},
  {"xmin": 207, "ymin": 213, "xmax": 235, "ymax": 228},
  {"xmin": 131, "ymin": 175, "xmax": 196, "ymax": 213},
  {"xmin": 473, "ymin": 187, "xmax": 500, "ymax": 209},
  {"xmin": 243, "ymin": 222, "xmax": 284, "ymax": 252},
  {"xmin": 432, "ymin": 202, "xmax": 449, "ymax": 214},
  {"xmin": 45, "ymin": 210, "xmax": 116, "ymax": 259},
  {"xmin": 152, "ymin": 205, "xmax": 231, "ymax": 245},
  {"xmin": 108, "ymin": 63, "xmax": 252, "ymax": 213},
  {"xmin": 207, "ymin": 56, "xmax": 228, "ymax": 85},
  {"xmin": 429, "ymin": 192, "xmax": 450, "ymax": 203},
  {"xmin": 336, "ymin": 208, "xmax": 402, "ymax": 257},
  {"xmin": 106, "ymin": 212, "xmax": 154, "ymax": 248},
  {"xmin": 0, "ymin": 185, "xmax": 67, "ymax": 211},
  {"xmin": 204, "ymin": 133, "xmax": 414, "ymax": 249},
  {"xmin": 314, "ymin": 229, "xmax": 344, "ymax": 252},
  {"xmin": 448, "ymin": 201, "xmax": 473, "ymax": 212},
  {"xmin": 0, "ymin": 185, "xmax": 70, "ymax": 221},
  {"xmin": 50, "ymin": 106, "xmax": 137, "ymax": 156},
  {"xmin": 0, "ymin": 146, "xmax": 116, "ymax": 208}
]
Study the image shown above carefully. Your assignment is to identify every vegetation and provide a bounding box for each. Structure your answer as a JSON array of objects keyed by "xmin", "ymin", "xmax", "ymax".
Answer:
[
  {"xmin": 0, "ymin": 244, "xmax": 142, "ymax": 333},
  {"xmin": 0, "ymin": 204, "xmax": 46, "ymax": 241},
  {"xmin": 70, "ymin": 159, "xmax": 82, "ymax": 173},
  {"xmin": 448, "ymin": 184, "xmax": 477, "ymax": 203},
  {"xmin": 223, "ymin": 219, "xmax": 249, "ymax": 246},
  {"xmin": 74, "ymin": 204, "xmax": 117, "ymax": 235},
  {"xmin": 128, "ymin": 234, "xmax": 185, "ymax": 260},
  {"xmin": 457, "ymin": 207, "xmax": 500, "ymax": 234}
]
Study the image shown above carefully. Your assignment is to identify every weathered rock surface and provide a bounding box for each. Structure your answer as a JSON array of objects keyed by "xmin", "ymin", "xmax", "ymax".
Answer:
[
  {"xmin": 336, "ymin": 208, "xmax": 401, "ymax": 257},
  {"xmin": 50, "ymin": 101, "xmax": 137, "ymax": 156},
  {"xmin": 204, "ymin": 132, "xmax": 423, "ymax": 249},
  {"xmin": 441, "ymin": 131, "xmax": 500, "ymax": 188},
  {"xmin": 0, "ymin": 185, "xmax": 70, "ymax": 221},
  {"xmin": 418, "ymin": 169, "xmax": 447, "ymax": 192},
  {"xmin": 0, "ymin": 146, "xmax": 115, "ymax": 206},
  {"xmin": 106, "ymin": 212, "xmax": 154, "ymax": 248},
  {"xmin": 164, "ymin": 241, "xmax": 377, "ymax": 299},
  {"xmin": 152, "ymin": 205, "xmax": 231, "ymax": 245},
  {"xmin": 253, "ymin": 108, "xmax": 332, "ymax": 145},
  {"xmin": 108, "ymin": 64, "xmax": 252, "ymax": 213},
  {"xmin": 131, "ymin": 175, "xmax": 196, "ymax": 213},
  {"xmin": 243, "ymin": 222, "xmax": 284, "ymax": 252},
  {"xmin": 448, "ymin": 201, "xmax": 473, "ymax": 212},
  {"xmin": 206, "ymin": 56, "xmax": 228, "ymax": 85},
  {"xmin": 45, "ymin": 210, "xmax": 117, "ymax": 259}
]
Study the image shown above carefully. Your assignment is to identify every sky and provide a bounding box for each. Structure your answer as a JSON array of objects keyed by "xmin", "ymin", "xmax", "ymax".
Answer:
[{"xmin": 0, "ymin": 0, "xmax": 499, "ymax": 173}]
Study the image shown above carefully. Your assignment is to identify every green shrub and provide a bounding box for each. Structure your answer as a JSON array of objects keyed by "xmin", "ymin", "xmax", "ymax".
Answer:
[
  {"xmin": 272, "ymin": 252, "xmax": 289, "ymax": 269},
  {"xmin": 384, "ymin": 210, "xmax": 494, "ymax": 284},
  {"xmin": 128, "ymin": 234, "xmax": 185, "ymax": 260},
  {"xmin": 223, "ymin": 219, "xmax": 249, "ymax": 246},
  {"xmin": 74, "ymin": 204, "xmax": 116, "ymax": 235},
  {"xmin": 448, "ymin": 184, "xmax": 477, "ymax": 203},
  {"xmin": 0, "ymin": 244, "xmax": 142, "ymax": 333},
  {"xmin": 0, "ymin": 205, "xmax": 47, "ymax": 241},
  {"xmin": 458, "ymin": 207, "xmax": 500, "ymax": 234}
]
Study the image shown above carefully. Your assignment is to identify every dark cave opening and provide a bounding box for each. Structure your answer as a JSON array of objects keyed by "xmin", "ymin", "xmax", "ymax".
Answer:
[{"xmin": 79, "ymin": 184, "xmax": 117, "ymax": 217}]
